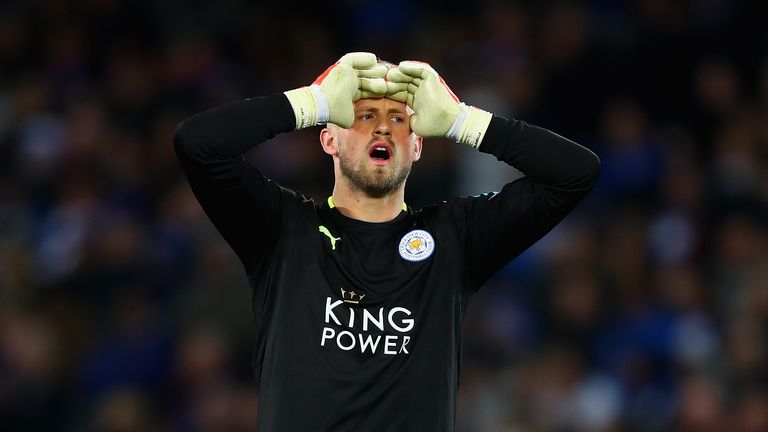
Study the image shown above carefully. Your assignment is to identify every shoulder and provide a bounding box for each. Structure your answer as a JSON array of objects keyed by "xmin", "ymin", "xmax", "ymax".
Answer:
[{"xmin": 420, "ymin": 191, "xmax": 503, "ymax": 214}]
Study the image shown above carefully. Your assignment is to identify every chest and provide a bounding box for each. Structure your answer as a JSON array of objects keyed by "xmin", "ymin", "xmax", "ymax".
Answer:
[{"xmin": 261, "ymin": 211, "xmax": 469, "ymax": 362}]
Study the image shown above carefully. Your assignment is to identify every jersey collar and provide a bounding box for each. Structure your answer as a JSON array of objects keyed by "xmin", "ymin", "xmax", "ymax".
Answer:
[{"xmin": 327, "ymin": 196, "xmax": 407, "ymax": 212}]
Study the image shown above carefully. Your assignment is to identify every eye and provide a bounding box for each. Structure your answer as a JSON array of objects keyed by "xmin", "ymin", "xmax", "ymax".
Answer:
[
  {"xmin": 360, "ymin": 113, "xmax": 374, "ymax": 120},
  {"xmin": 390, "ymin": 115, "xmax": 405, "ymax": 123}
]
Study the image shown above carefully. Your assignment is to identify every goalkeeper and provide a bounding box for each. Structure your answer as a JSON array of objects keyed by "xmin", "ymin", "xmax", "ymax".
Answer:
[{"xmin": 174, "ymin": 52, "xmax": 600, "ymax": 431}]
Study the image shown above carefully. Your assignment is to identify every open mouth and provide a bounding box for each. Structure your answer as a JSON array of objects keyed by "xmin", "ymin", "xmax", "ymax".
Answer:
[{"xmin": 369, "ymin": 145, "xmax": 391, "ymax": 161}]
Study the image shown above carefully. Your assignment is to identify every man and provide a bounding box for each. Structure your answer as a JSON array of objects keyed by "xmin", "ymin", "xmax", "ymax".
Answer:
[{"xmin": 174, "ymin": 52, "xmax": 600, "ymax": 431}]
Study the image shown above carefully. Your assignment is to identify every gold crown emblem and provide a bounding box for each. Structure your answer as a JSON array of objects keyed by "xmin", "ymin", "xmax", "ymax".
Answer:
[{"xmin": 340, "ymin": 288, "xmax": 366, "ymax": 304}]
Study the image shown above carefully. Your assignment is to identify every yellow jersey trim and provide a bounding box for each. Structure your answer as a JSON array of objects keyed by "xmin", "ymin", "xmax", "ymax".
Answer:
[{"xmin": 327, "ymin": 196, "xmax": 407, "ymax": 211}]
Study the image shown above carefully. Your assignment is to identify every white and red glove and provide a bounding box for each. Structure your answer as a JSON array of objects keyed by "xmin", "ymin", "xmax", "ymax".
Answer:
[
  {"xmin": 386, "ymin": 61, "xmax": 492, "ymax": 148},
  {"xmin": 284, "ymin": 52, "xmax": 387, "ymax": 129}
]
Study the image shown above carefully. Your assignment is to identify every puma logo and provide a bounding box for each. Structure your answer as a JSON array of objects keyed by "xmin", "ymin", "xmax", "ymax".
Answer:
[{"xmin": 319, "ymin": 225, "xmax": 341, "ymax": 250}]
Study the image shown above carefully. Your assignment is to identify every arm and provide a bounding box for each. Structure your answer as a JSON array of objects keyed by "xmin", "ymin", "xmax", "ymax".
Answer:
[
  {"xmin": 173, "ymin": 95, "xmax": 295, "ymax": 272},
  {"xmin": 458, "ymin": 116, "xmax": 600, "ymax": 286},
  {"xmin": 387, "ymin": 61, "xmax": 600, "ymax": 287},
  {"xmin": 174, "ymin": 53, "xmax": 387, "ymax": 272}
]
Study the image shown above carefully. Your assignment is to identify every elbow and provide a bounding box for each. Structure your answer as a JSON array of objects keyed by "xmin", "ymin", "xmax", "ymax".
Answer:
[
  {"xmin": 586, "ymin": 153, "xmax": 601, "ymax": 189},
  {"xmin": 568, "ymin": 150, "xmax": 601, "ymax": 193},
  {"xmin": 173, "ymin": 119, "xmax": 192, "ymax": 155},
  {"xmin": 173, "ymin": 118, "xmax": 208, "ymax": 160},
  {"xmin": 173, "ymin": 113, "xmax": 223, "ymax": 161}
]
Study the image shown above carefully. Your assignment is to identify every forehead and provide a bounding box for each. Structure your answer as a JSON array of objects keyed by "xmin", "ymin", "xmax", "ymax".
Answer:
[{"xmin": 354, "ymin": 98, "xmax": 408, "ymax": 113}]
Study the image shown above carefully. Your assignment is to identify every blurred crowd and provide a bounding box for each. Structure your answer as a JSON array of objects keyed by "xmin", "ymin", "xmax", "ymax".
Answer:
[{"xmin": 1, "ymin": 0, "xmax": 767, "ymax": 431}]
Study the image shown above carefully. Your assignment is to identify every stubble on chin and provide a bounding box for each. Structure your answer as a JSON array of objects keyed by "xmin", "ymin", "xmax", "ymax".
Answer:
[{"xmin": 338, "ymin": 152, "xmax": 410, "ymax": 199}]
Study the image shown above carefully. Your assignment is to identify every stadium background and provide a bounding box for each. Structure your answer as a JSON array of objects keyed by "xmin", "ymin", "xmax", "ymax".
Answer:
[{"xmin": 1, "ymin": 1, "xmax": 767, "ymax": 430}]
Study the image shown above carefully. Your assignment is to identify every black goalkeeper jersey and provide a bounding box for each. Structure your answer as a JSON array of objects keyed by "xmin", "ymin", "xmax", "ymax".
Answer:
[{"xmin": 174, "ymin": 94, "xmax": 600, "ymax": 431}]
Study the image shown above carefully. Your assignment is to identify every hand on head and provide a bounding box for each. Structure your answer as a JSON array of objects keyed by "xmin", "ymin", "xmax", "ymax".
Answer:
[{"xmin": 286, "ymin": 52, "xmax": 493, "ymax": 147}]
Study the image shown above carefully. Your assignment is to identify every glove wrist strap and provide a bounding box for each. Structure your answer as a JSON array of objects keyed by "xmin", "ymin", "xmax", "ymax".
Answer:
[
  {"xmin": 446, "ymin": 103, "xmax": 469, "ymax": 142},
  {"xmin": 447, "ymin": 104, "xmax": 493, "ymax": 148},
  {"xmin": 309, "ymin": 85, "xmax": 329, "ymax": 124},
  {"xmin": 284, "ymin": 85, "xmax": 330, "ymax": 129}
]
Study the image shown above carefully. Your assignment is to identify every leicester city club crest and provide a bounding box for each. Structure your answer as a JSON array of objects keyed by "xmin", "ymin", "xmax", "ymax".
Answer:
[{"xmin": 398, "ymin": 229, "xmax": 435, "ymax": 262}]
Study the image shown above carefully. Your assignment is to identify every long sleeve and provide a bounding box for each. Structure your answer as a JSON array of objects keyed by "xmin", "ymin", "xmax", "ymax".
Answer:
[
  {"xmin": 173, "ymin": 94, "xmax": 296, "ymax": 272},
  {"xmin": 450, "ymin": 116, "xmax": 601, "ymax": 288}
]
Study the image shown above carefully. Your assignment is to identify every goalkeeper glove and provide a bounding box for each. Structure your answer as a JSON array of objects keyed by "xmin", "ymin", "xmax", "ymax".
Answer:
[
  {"xmin": 284, "ymin": 52, "xmax": 387, "ymax": 129},
  {"xmin": 386, "ymin": 61, "xmax": 492, "ymax": 148}
]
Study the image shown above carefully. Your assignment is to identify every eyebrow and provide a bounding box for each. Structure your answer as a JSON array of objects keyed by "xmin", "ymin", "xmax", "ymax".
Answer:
[{"xmin": 355, "ymin": 106, "xmax": 407, "ymax": 115}]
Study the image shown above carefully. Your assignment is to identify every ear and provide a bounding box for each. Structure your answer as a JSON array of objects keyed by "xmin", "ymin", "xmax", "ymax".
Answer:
[
  {"xmin": 320, "ymin": 127, "xmax": 338, "ymax": 156},
  {"xmin": 412, "ymin": 135, "xmax": 423, "ymax": 161}
]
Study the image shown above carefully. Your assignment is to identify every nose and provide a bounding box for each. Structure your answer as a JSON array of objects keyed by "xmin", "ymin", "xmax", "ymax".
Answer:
[{"xmin": 373, "ymin": 118, "xmax": 391, "ymax": 137}]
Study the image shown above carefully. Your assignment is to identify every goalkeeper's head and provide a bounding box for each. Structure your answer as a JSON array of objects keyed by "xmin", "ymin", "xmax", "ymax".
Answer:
[{"xmin": 319, "ymin": 60, "xmax": 423, "ymax": 199}]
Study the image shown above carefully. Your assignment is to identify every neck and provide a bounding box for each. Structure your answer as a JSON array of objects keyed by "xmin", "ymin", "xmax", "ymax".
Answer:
[{"xmin": 330, "ymin": 183, "xmax": 406, "ymax": 222}]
